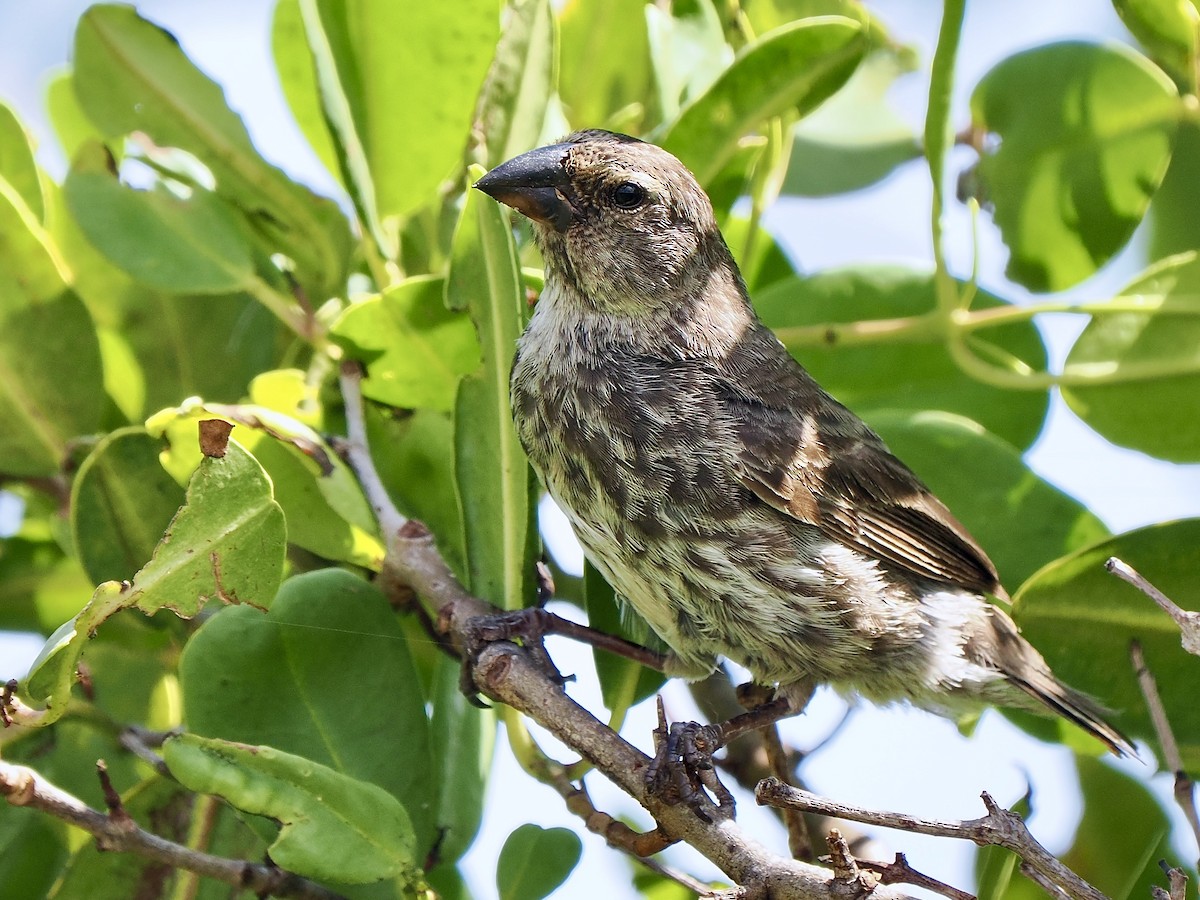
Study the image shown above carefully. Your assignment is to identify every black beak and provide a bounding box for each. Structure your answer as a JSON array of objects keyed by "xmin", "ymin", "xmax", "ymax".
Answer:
[{"xmin": 473, "ymin": 143, "xmax": 575, "ymax": 232}]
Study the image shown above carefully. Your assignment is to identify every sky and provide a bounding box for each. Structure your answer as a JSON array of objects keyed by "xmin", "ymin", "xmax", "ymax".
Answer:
[{"xmin": 1, "ymin": 1, "xmax": 1198, "ymax": 898}]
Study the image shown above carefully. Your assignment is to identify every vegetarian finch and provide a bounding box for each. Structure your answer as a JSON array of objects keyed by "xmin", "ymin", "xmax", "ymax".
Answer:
[{"xmin": 475, "ymin": 130, "xmax": 1131, "ymax": 758}]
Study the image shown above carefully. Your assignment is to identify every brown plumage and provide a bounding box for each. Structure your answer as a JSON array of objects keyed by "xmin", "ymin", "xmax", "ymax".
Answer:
[{"xmin": 475, "ymin": 129, "xmax": 1132, "ymax": 756}]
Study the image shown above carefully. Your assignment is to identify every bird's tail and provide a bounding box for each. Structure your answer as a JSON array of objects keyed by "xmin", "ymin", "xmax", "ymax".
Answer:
[
  {"xmin": 985, "ymin": 609, "xmax": 1136, "ymax": 757},
  {"xmin": 1007, "ymin": 668, "xmax": 1136, "ymax": 758}
]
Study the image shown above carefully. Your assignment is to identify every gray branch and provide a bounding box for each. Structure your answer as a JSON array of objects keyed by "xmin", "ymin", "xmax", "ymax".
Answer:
[
  {"xmin": 1106, "ymin": 557, "xmax": 1200, "ymax": 656},
  {"xmin": 0, "ymin": 759, "xmax": 344, "ymax": 900},
  {"xmin": 755, "ymin": 778, "xmax": 1105, "ymax": 900}
]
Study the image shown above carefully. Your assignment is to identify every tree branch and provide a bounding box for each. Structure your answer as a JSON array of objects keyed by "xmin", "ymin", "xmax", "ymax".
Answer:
[
  {"xmin": 0, "ymin": 758, "xmax": 344, "ymax": 900},
  {"xmin": 1130, "ymin": 640, "xmax": 1200, "ymax": 868},
  {"xmin": 1107, "ymin": 557, "xmax": 1200, "ymax": 656},
  {"xmin": 755, "ymin": 778, "xmax": 1105, "ymax": 900}
]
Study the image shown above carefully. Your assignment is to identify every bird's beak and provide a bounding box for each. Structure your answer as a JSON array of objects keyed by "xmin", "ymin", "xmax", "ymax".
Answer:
[{"xmin": 473, "ymin": 143, "xmax": 575, "ymax": 232}]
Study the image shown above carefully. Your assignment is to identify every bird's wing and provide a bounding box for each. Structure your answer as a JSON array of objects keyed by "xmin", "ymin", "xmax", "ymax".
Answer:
[{"xmin": 718, "ymin": 345, "xmax": 1003, "ymax": 597}]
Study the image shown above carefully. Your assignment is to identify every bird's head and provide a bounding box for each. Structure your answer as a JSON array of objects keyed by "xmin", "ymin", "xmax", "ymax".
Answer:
[{"xmin": 475, "ymin": 130, "xmax": 736, "ymax": 315}]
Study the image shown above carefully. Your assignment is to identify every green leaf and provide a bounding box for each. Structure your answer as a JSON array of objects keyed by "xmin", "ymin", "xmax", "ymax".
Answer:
[
  {"xmin": 0, "ymin": 808, "xmax": 68, "ymax": 900},
  {"xmin": 73, "ymin": 4, "xmax": 351, "ymax": 299},
  {"xmin": 0, "ymin": 282, "xmax": 104, "ymax": 477},
  {"xmin": 586, "ymin": 561, "xmax": 665, "ymax": 716},
  {"xmin": 867, "ymin": 411, "xmax": 1108, "ymax": 590},
  {"xmin": 163, "ymin": 732, "xmax": 418, "ymax": 885},
  {"xmin": 1113, "ymin": 0, "xmax": 1200, "ymax": 90},
  {"xmin": 1013, "ymin": 518, "xmax": 1200, "ymax": 767},
  {"xmin": 296, "ymin": 0, "xmax": 498, "ymax": 237},
  {"xmin": 496, "ymin": 824, "xmax": 582, "ymax": 900},
  {"xmin": 1149, "ymin": 121, "xmax": 1200, "ymax": 259},
  {"xmin": 46, "ymin": 181, "xmax": 283, "ymax": 418},
  {"xmin": 332, "ymin": 275, "xmax": 481, "ymax": 413},
  {"xmin": 0, "ymin": 102, "xmax": 45, "ymax": 222},
  {"xmin": 783, "ymin": 50, "xmax": 921, "ymax": 197},
  {"xmin": 22, "ymin": 580, "xmax": 134, "ymax": 726},
  {"xmin": 0, "ymin": 538, "xmax": 89, "ymax": 633},
  {"xmin": 1062, "ymin": 252, "xmax": 1200, "ymax": 462},
  {"xmin": 178, "ymin": 569, "xmax": 437, "ymax": 855},
  {"xmin": 448, "ymin": 167, "xmax": 539, "ymax": 608},
  {"xmin": 70, "ymin": 427, "xmax": 186, "ymax": 585},
  {"xmin": 126, "ymin": 438, "xmax": 285, "ymax": 618},
  {"xmin": 646, "ymin": 0, "xmax": 734, "ymax": 125},
  {"xmin": 472, "ymin": 0, "xmax": 557, "ymax": 169},
  {"xmin": 970, "ymin": 41, "xmax": 1180, "ymax": 292},
  {"xmin": 1063, "ymin": 756, "xmax": 1177, "ymax": 899},
  {"xmin": 429, "ymin": 656, "xmax": 495, "ymax": 867},
  {"xmin": 271, "ymin": 0, "xmax": 342, "ymax": 184},
  {"xmin": 558, "ymin": 0, "xmax": 653, "ymax": 130},
  {"xmin": 721, "ymin": 214, "xmax": 799, "ymax": 294},
  {"xmin": 65, "ymin": 143, "xmax": 255, "ymax": 294},
  {"xmin": 754, "ymin": 265, "xmax": 1050, "ymax": 449},
  {"xmin": 147, "ymin": 403, "xmax": 382, "ymax": 568},
  {"xmin": 45, "ymin": 71, "xmax": 104, "ymax": 163},
  {"xmin": 661, "ymin": 16, "xmax": 867, "ymax": 186}
]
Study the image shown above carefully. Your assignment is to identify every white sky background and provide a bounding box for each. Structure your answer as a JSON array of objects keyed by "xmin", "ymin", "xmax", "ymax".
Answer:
[{"xmin": 1, "ymin": 1, "xmax": 1199, "ymax": 897}]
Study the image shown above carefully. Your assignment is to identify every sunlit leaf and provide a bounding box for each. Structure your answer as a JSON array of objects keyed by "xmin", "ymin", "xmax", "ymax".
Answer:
[
  {"xmin": 73, "ymin": 4, "xmax": 351, "ymax": 299},
  {"xmin": 558, "ymin": 0, "xmax": 653, "ymax": 130},
  {"xmin": 0, "ymin": 101, "xmax": 45, "ymax": 222},
  {"xmin": 126, "ymin": 438, "xmax": 285, "ymax": 618},
  {"xmin": 65, "ymin": 143, "xmax": 256, "ymax": 294},
  {"xmin": 70, "ymin": 427, "xmax": 185, "ymax": 585},
  {"xmin": 164, "ymin": 733, "xmax": 418, "ymax": 885},
  {"xmin": 179, "ymin": 569, "xmax": 437, "ymax": 853},
  {"xmin": 332, "ymin": 275, "xmax": 481, "ymax": 413},
  {"xmin": 755, "ymin": 265, "xmax": 1050, "ymax": 449},
  {"xmin": 472, "ymin": 0, "xmax": 557, "ymax": 169},
  {"xmin": 970, "ymin": 41, "xmax": 1180, "ymax": 292},
  {"xmin": 1062, "ymin": 252, "xmax": 1200, "ymax": 462},
  {"xmin": 496, "ymin": 824, "xmax": 582, "ymax": 900},
  {"xmin": 296, "ymin": 0, "xmax": 497, "ymax": 239},
  {"xmin": 661, "ymin": 16, "xmax": 866, "ymax": 186}
]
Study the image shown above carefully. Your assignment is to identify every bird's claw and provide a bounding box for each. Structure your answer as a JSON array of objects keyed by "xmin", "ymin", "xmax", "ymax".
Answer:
[
  {"xmin": 646, "ymin": 697, "xmax": 735, "ymax": 822},
  {"xmin": 458, "ymin": 608, "xmax": 567, "ymax": 705}
]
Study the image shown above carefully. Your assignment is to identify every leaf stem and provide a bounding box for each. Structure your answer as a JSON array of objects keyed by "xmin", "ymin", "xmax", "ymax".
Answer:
[{"xmin": 926, "ymin": 0, "xmax": 967, "ymax": 318}]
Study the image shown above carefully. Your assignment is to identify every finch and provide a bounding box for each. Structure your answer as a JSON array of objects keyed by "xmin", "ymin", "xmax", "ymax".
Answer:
[{"xmin": 475, "ymin": 129, "xmax": 1131, "ymax": 756}]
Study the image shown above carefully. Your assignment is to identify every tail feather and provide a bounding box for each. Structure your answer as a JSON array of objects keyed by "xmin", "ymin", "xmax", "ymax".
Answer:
[
  {"xmin": 1008, "ymin": 671, "xmax": 1137, "ymax": 758},
  {"xmin": 980, "ymin": 608, "xmax": 1136, "ymax": 757}
]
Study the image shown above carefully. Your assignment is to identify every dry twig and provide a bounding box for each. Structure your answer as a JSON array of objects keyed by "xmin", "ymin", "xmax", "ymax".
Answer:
[
  {"xmin": 1130, "ymin": 640, "xmax": 1200, "ymax": 868},
  {"xmin": 756, "ymin": 778, "xmax": 1105, "ymax": 900},
  {"xmin": 0, "ymin": 759, "xmax": 344, "ymax": 900},
  {"xmin": 1107, "ymin": 557, "xmax": 1200, "ymax": 656}
]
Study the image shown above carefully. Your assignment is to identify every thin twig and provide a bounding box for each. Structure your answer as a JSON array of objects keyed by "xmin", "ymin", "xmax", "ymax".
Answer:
[
  {"xmin": 1152, "ymin": 861, "xmax": 1188, "ymax": 900},
  {"xmin": 1131, "ymin": 640, "xmax": 1200, "ymax": 867},
  {"xmin": 761, "ymin": 721, "xmax": 812, "ymax": 861},
  {"xmin": 856, "ymin": 852, "xmax": 976, "ymax": 900},
  {"xmin": 0, "ymin": 759, "xmax": 344, "ymax": 900},
  {"xmin": 338, "ymin": 360, "xmax": 409, "ymax": 539},
  {"xmin": 118, "ymin": 726, "xmax": 176, "ymax": 777},
  {"xmin": 1107, "ymin": 557, "xmax": 1200, "ymax": 656},
  {"xmin": 755, "ymin": 778, "xmax": 1106, "ymax": 900}
]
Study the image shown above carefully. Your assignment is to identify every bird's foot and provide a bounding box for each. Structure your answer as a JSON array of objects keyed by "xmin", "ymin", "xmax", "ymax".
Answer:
[
  {"xmin": 459, "ymin": 608, "xmax": 567, "ymax": 706},
  {"xmin": 645, "ymin": 697, "xmax": 736, "ymax": 822}
]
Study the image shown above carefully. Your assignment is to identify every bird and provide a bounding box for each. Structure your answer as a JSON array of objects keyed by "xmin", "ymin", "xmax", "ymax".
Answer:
[{"xmin": 473, "ymin": 129, "xmax": 1132, "ymax": 759}]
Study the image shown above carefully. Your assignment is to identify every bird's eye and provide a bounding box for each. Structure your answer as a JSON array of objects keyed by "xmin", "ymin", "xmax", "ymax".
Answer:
[{"xmin": 612, "ymin": 181, "xmax": 645, "ymax": 209}]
